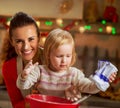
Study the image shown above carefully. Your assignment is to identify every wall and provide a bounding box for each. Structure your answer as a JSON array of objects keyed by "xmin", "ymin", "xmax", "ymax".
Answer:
[
  {"xmin": 73, "ymin": 32, "xmax": 120, "ymax": 77},
  {"xmin": 74, "ymin": 33, "xmax": 120, "ymax": 53},
  {"xmin": 0, "ymin": 0, "xmax": 83, "ymax": 19}
]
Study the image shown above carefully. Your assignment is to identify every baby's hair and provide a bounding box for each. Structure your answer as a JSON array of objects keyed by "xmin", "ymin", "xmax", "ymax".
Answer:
[{"xmin": 44, "ymin": 28, "xmax": 76, "ymax": 67}]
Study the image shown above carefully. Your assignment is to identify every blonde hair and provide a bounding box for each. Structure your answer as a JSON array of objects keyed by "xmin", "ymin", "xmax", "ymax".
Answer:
[{"xmin": 43, "ymin": 28, "xmax": 76, "ymax": 67}]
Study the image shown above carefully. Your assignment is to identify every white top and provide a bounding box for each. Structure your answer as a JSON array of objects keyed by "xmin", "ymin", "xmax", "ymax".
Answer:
[{"xmin": 17, "ymin": 65, "xmax": 100, "ymax": 98}]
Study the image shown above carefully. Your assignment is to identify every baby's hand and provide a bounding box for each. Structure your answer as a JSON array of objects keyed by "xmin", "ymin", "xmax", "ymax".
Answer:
[
  {"xmin": 21, "ymin": 60, "xmax": 38, "ymax": 79},
  {"xmin": 65, "ymin": 85, "xmax": 81, "ymax": 102},
  {"xmin": 109, "ymin": 72, "xmax": 117, "ymax": 83}
]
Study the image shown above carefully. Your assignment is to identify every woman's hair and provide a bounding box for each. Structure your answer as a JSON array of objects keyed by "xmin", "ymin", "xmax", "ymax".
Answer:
[
  {"xmin": 44, "ymin": 28, "xmax": 76, "ymax": 67},
  {"xmin": 0, "ymin": 12, "xmax": 40, "ymax": 67}
]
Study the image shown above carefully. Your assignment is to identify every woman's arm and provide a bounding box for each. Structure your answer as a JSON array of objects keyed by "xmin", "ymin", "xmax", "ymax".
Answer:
[{"xmin": 2, "ymin": 58, "xmax": 26, "ymax": 108}]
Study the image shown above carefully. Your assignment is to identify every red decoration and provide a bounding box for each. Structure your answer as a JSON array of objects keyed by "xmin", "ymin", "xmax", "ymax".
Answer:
[
  {"xmin": 103, "ymin": 6, "xmax": 118, "ymax": 22},
  {"xmin": 0, "ymin": 18, "xmax": 6, "ymax": 23},
  {"xmin": 112, "ymin": 13, "xmax": 118, "ymax": 23},
  {"xmin": 63, "ymin": 20, "xmax": 76, "ymax": 31},
  {"xmin": 0, "ymin": 17, "xmax": 9, "ymax": 29},
  {"xmin": 41, "ymin": 32, "xmax": 48, "ymax": 37},
  {"xmin": 3, "ymin": 23, "xmax": 9, "ymax": 29}
]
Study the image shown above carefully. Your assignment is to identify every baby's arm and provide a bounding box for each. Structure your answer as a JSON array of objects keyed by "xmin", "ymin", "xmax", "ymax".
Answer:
[
  {"xmin": 21, "ymin": 60, "xmax": 38, "ymax": 79},
  {"xmin": 65, "ymin": 62, "xmax": 117, "ymax": 102},
  {"xmin": 65, "ymin": 68, "xmax": 99, "ymax": 102},
  {"xmin": 90, "ymin": 60, "xmax": 118, "ymax": 91},
  {"xmin": 16, "ymin": 60, "xmax": 40, "ymax": 90}
]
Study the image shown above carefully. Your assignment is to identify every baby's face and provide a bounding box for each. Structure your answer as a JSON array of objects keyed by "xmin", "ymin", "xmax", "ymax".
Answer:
[{"xmin": 49, "ymin": 43, "xmax": 73, "ymax": 72}]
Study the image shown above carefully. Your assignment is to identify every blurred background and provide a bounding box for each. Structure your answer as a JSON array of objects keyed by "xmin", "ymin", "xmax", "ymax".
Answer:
[{"xmin": 0, "ymin": 0, "xmax": 120, "ymax": 108}]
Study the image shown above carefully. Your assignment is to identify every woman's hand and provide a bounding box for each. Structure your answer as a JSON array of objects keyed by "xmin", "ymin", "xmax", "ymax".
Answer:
[{"xmin": 65, "ymin": 85, "xmax": 81, "ymax": 102}]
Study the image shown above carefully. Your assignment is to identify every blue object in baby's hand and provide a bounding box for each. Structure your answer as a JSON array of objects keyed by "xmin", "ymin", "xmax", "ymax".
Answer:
[{"xmin": 90, "ymin": 60, "xmax": 118, "ymax": 91}]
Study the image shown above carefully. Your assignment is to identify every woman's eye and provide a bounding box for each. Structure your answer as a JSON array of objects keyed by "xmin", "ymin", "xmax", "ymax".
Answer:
[
  {"xmin": 28, "ymin": 37, "xmax": 35, "ymax": 41},
  {"xmin": 56, "ymin": 56, "xmax": 60, "ymax": 58},
  {"xmin": 67, "ymin": 55, "xmax": 70, "ymax": 57},
  {"xmin": 56, "ymin": 55, "xmax": 62, "ymax": 58},
  {"xmin": 67, "ymin": 55, "xmax": 72, "ymax": 57},
  {"xmin": 16, "ymin": 40, "xmax": 22, "ymax": 43}
]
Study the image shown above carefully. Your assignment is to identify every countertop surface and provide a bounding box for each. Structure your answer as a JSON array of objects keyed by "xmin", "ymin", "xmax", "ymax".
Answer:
[
  {"xmin": 81, "ymin": 95, "xmax": 120, "ymax": 108},
  {"xmin": 0, "ymin": 86, "xmax": 120, "ymax": 108}
]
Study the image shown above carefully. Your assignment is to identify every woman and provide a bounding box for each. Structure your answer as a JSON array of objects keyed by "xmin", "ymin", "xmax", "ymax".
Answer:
[{"xmin": 0, "ymin": 12, "xmax": 44, "ymax": 108}]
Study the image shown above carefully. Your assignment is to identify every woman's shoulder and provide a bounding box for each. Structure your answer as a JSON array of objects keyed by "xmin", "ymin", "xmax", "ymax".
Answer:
[
  {"xmin": 3, "ymin": 57, "xmax": 17, "ymax": 67},
  {"xmin": 2, "ymin": 57, "xmax": 17, "ymax": 75},
  {"xmin": 4, "ymin": 57, "xmax": 16, "ymax": 63}
]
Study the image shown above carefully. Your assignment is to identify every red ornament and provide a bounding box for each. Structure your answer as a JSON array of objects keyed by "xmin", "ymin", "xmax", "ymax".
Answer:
[
  {"xmin": 0, "ymin": 18, "xmax": 6, "ymax": 23},
  {"xmin": 112, "ymin": 13, "xmax": 118, "ymax": 22},
  {"xmin": 41, "ymin": 32, "xmax": 48, "ymax": 37},
  {"xmin": 103, "ymin": 6, "xmax": 118, "ymax": 22},
  {"xmin": 63, "ymin": 20, "xmax": 75, "ymax": 31},
  {"xmin": 3, "ymin": 23, "xmax": 9, "ymax": 29}
]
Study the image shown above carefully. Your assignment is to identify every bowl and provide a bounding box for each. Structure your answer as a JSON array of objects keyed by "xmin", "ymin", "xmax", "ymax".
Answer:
[{"xmin": 26, "ymin": 94, "xmax": 80, "ymax": 108}]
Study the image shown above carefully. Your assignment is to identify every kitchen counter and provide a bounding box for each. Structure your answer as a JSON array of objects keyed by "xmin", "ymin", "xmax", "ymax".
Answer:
[
  {"xmin": 0, "ymin": 86, "xmax": 120, "ymax": 108},
  {"xmin": 81, "ymin": 94, "xmax": 120, "ymax": 108},
  {"xmin": 0, "ymin": 86, "xmax": 12, "ymax": 108},
  {"xmin": 0, "ymin": 86, "xmax": 10, "ymax": 100}
]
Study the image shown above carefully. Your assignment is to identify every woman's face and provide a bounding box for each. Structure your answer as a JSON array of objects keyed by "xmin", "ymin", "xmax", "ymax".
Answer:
[{"xmin": 11, "ymin": 25, "xmax": 39, "ymax": 62}]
